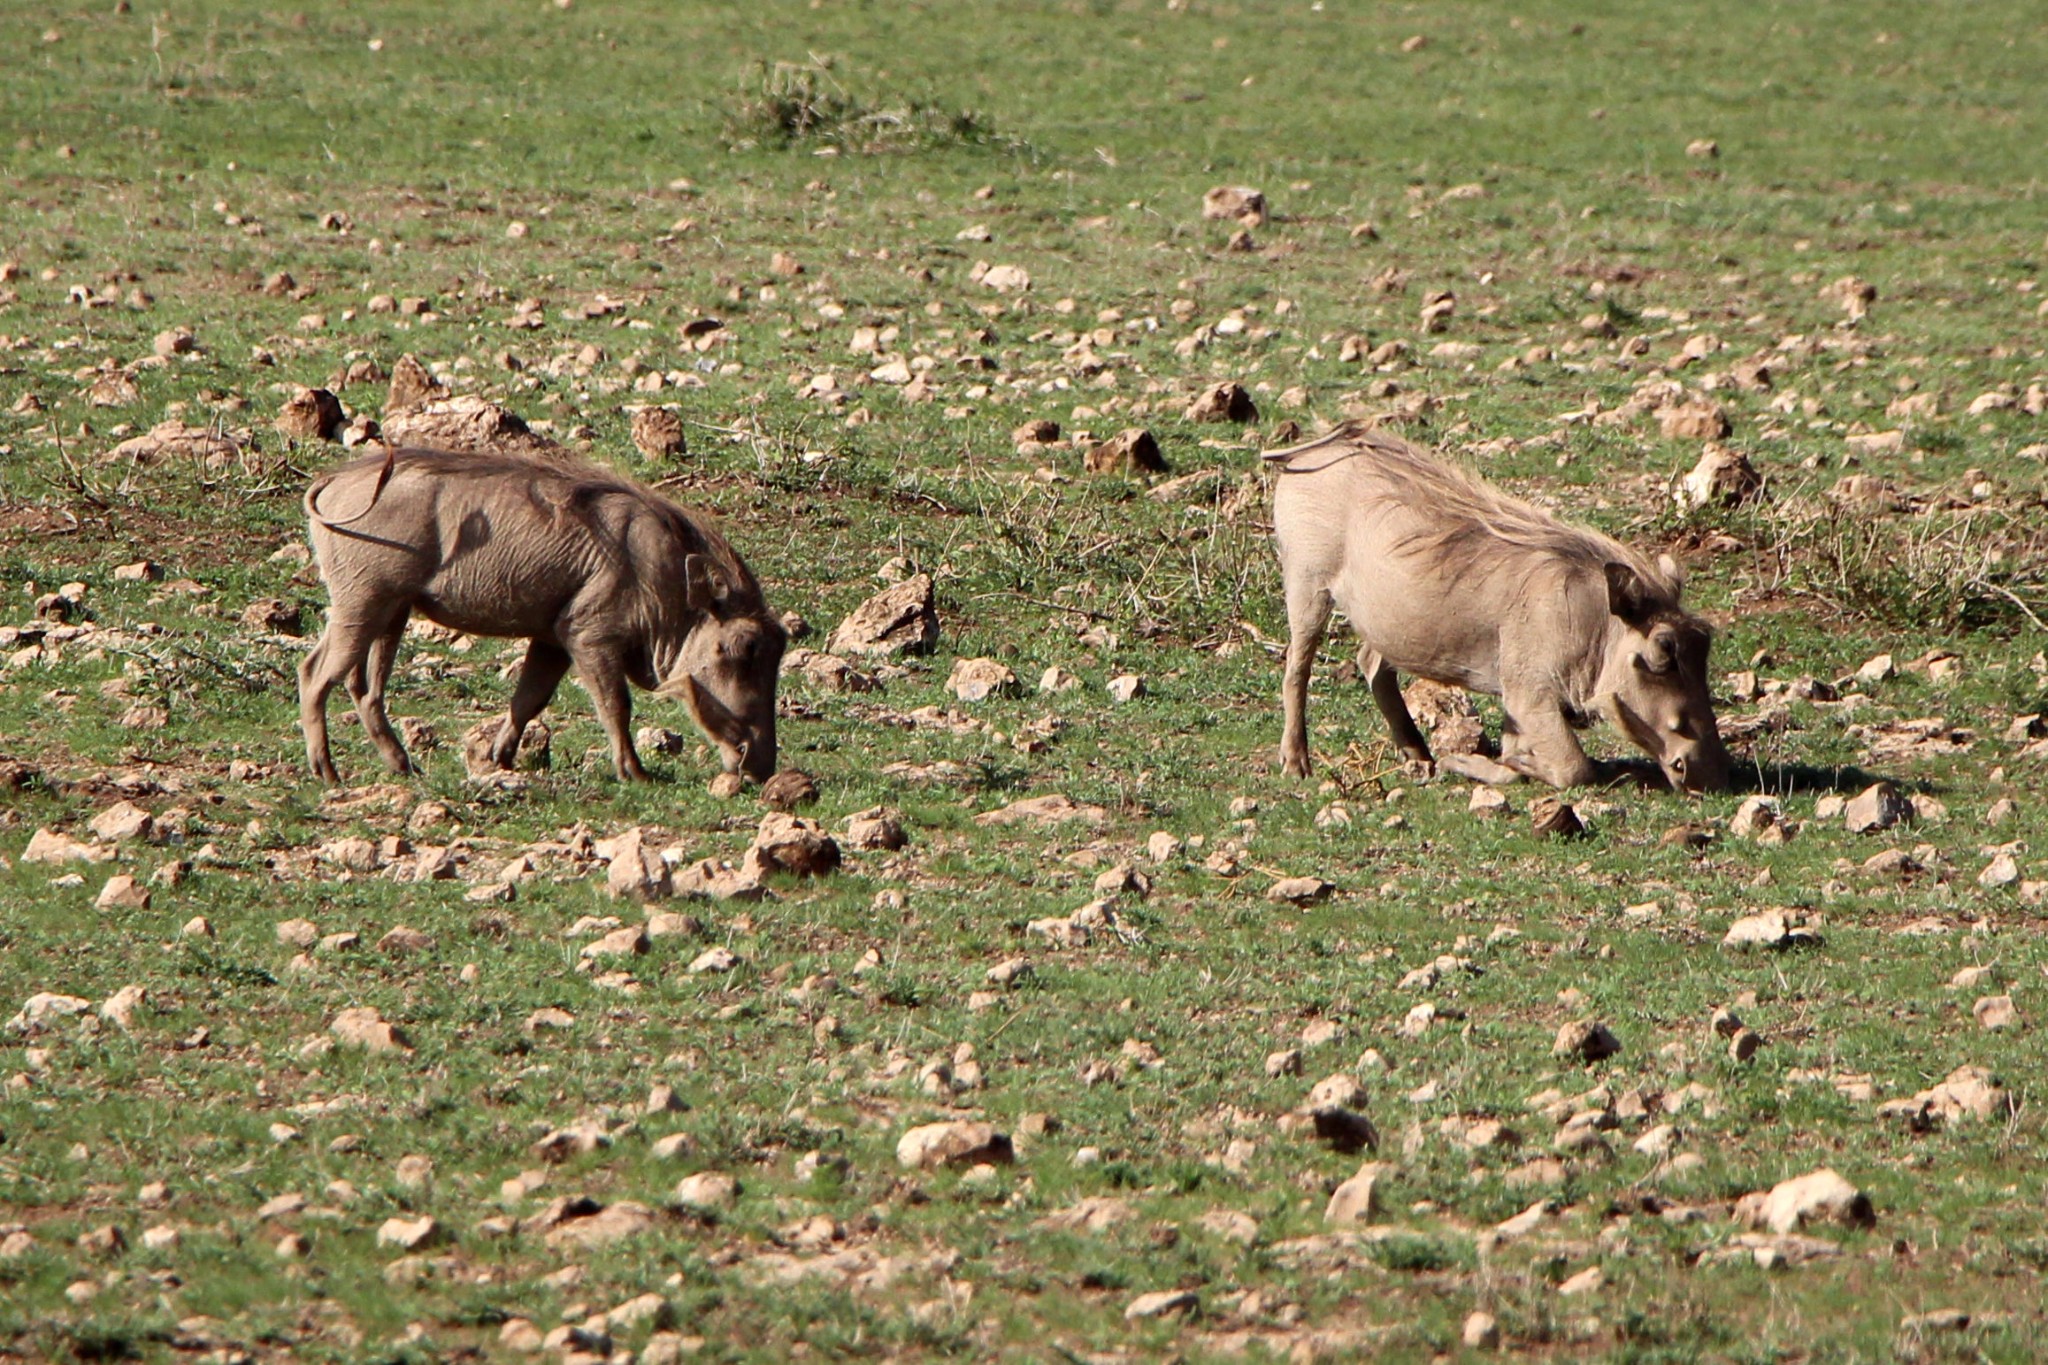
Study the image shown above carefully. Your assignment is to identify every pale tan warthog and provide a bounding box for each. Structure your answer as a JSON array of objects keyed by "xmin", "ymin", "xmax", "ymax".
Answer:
[
  {"xmin": 1267, "ymin": 424, "xmax": 1731, "ymax": 793},
  {"xmin": 300, "ymin": 447, "xmax": 785, "ymax": 784}
]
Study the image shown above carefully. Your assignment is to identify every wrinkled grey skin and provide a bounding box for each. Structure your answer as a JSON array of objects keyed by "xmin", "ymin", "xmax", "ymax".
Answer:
[
  {"xmin": 300, "ymin": 447, "xmax": 784, "ymax": 785},
  {"xmin": 1268, "ymin": 424, "xmax": 1731, "ymax": 793}
]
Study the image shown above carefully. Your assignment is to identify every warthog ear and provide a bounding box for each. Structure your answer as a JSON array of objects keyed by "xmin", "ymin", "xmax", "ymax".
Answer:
[
  {"xmin": 683, "ymin": 554, "xmax": 725, "ymax": 614},
  {"xmin": 1604, "ymin": 561, "xmax": 1659, "ymax": 626}
]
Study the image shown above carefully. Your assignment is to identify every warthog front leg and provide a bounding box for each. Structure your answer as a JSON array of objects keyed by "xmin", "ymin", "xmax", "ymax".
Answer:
[
  {"xmin": 1359, "ymin": 648, "xmax": 1435, "ymax": 775},
  {"xmin": 1499, "ymin": 693, "xmax": 1600, "ymax": 789},
  {"xmin": 571, "ymin": 646, "xmax": 649, "ymax": 782},
  {"xmin": 1279, "ymin": 580, "xmax": 1334, "ymax": 779},
  {"xmin": 346, "ymin": 609, "xmax": 413, "ymax": 775},
  {"xmin": 492, "ymin": 640, "xmax": 571, "ymax": 768}
]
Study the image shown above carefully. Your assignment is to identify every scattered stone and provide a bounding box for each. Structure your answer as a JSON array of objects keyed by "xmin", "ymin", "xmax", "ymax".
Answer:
[
  {"xmin": 896, "ymin": 1121, "xmax": 1014, "ymax": 1170},
  {"xmin": 1554, "ymin": 1020, "xmax": 1621, "ymax": 1064},
  {"xmin": 1266, "ymin": 876, "xmax": 1334, "ymax": 905},
  {"xmin": 542, "ymin": 1201, "xmax": 656, "ymax": 1250},
  {"xmin": 275, "ymin": 386, "xmax": 345, "ymax": 441},
  {"xmin": 1973, "ymin": 995, "xmax": 2017, "ymax": 1031},
  {"xmin": 382, "ymin": 353, "xmax": 444, "ymax": 412},
  {"xmin": 1821, "ymin": 275, "xmax": 1877, "ymax": 320},
  {"xmin": 376, "ymin": 1216, "xmax": 445, "ymax": 1251},
  {"xmin": 986, "ymin": 958, "xmax": 1033, "ymax": 988},
  {"xmin": 1468, "ymin": 787, "xmax": 1509, "ymax": 818},
  {"xmin": 1125, "ymin": 1289, "xmax": 1200, "ymax": 1322},
  {"xmin": 1721, "ymin": 910, "xmax": 1821, "ymax": 951},
  {"xmin": 1657, "ymin": 400, "xmax": 1730, "ymax": 441},
  {"xmin": 689, "ymin": 946, "xmax": 739, "ymax": 974},
  {"xmin": 329, "ymin": 1007, "xmax": 413, "ymax": 1055},
  {"xmin": 581, "ymin": 924, "xmax": 649, "ymax": 961},
  {"xmin": 947, "ymin": 657, "xmax": 1019, "ymax": 702},
  {"xmin": 1979, "ymin": 852, "xmax": 2020, "ymax": 889},
  {"xmin": 23, "ymin": 829, "xmax": 114, "ymax": 865},
  {"xmin": 95, "ymin": 875, "xmax": 150, "ymax": 911},
  {"xmin": 1728, "ymin": 796, "xmax": 1782, "ymax": 839},
  {"xmin": 1084, "ymin": 427, "xmax": 1167, "ymax": 475},
  {"xmin": 1184, "ymin": 381, "xmax": 1258, "ymax": 424},
  {"xmin": 976, "ymin": 262, "xmax": 1031, "ymax": 293},
  {"xmin": 604, "ymin": 827, "xmax": 673, "ymax": 901},
  {"xmin": 1105, "ymin": 673, "xmax": 1146, "ymax": 704},
  {"xmin": 1463, "ymin": 1311, "xmax": 1501, "ymax": 1350},
  {"xmin": 746, "ymin": 812, "xmax": 841, "ymax": 877},
  {"xmin": 1557, "ymin": 1265, "xmax": 1605, "ymax": 1297},
  {"xmin": 1323, "ymin": 1162, "xmax": 1384, "ymax": 1224},
  {"xmin": 98, "ymin": 985, "xmax": 146, "ymax": 1032},
  {"xmin": 1676, "ymin": 445, "xmax": 1761, "ymax": 511},
  {"xmin": 631, "ymin": 408, "xmax": 687, "ymax": 459},
  {"xmin": 827, "ymin": 575, "xmax": 940, "ymax": 657},
  {"xmin": 89, "ymin": 800, "xmax": 155, "ymax": 842},
  {"xmin": 842, "ymin": 806, "xmax": 908, "ymax": 852},
  {"xmin": 380, "ymin": 394, "xmax": 565, "ymax": 458},
  {"xmin": 6, "ymin": 991, "xmax": 94, "ymax": 1035},
  {"xmin": 760, "ymin": 769, "xmax": 819, "ymax": 811},
  {"xmin": 1844, "ymin": 781, "xmax": 1913, "ymax": 834},
  {"xmin": 1735, "ymin": 1168, "xmax": 1873, "ymax": 1235},
  {"xmin": 1530, "ymin": 797, "xmax": 1586, "ymax": 839},
  {"xmin": 674, "ymin": 1172, "xmax": 740, "ymax": 1213},
  {"xmin": 1878, "ymin": 1066, "xmax": 2012, "ymax": 1129},
  {"xmin": 1202, "ymin": 185, "xmax": 1267, "ymax": 227},
  {"xmin": 974, "ymin": 793, "xmax": 1107, "ymax": 828},
  {"xmin": 1038, "ymin": 666, "xmax": 1081, "ymax": 694}
]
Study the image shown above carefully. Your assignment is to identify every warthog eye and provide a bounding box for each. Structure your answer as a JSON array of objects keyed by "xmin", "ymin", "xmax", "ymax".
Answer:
[{"xmin": 1633, "ymin": 650, "xmax": 1672, "ymax": 676}]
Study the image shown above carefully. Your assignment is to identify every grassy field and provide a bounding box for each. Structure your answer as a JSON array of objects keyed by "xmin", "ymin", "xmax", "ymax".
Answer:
[{"xmin": 2, "ymin": 1, "xmax": 2047, "ymax": 1360}]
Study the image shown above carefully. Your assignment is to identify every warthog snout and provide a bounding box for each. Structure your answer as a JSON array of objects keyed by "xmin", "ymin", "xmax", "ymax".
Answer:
[
  {"xmin": 1603, "ymin": 602, "xmax": 1730, "ymax": 795},
  {"xmin": 666, "ymin": 605, "xmax": 785, "ymax": 784}
]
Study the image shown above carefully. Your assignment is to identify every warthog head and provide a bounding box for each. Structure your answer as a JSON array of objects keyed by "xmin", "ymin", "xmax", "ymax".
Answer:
[
  {"xmin": 1597, "ymin": 559, "xmax": 1732, "ymax": 794},
  {"xmin": 663, "ymin": 556, "xmax": 786, "ymax": 782}
]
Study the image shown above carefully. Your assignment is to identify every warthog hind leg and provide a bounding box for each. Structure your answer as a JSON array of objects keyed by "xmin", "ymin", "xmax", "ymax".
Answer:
[
  {"xmin": 1359, "ymin": 648, "xmax": 1435, "ymax": 776},
  {"xmin": 1279, "ymin": 579, "xmax": 1334, "ymax": 779},
  {"xmin": 493, "ymin": 640, "xmax": 571, "ymax": 768},
  {"xmin": 299, "ymin": 606, "xmax": 404, "ymax": 784},
  {"xmin": 346, "ymin": 608, "xmax": 413, "ymax": 774}
]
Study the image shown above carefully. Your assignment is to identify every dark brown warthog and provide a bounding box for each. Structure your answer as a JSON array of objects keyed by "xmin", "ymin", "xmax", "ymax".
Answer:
[
  {"xmin": 1267, "ymin": 424, "xmax": 1731, "ymax": 793},
  {"xmin": 300, "ymin": 447, "xmax": 785, "ymax": 784}
]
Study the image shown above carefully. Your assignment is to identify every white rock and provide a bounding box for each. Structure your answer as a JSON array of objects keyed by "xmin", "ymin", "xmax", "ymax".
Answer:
[
  {"xmin": 1735, "ymin": 1168, "xmax": 1873, "ymax": 1235},
  {"xmin": 7, "ymin": 993, "xmax": 93, "ymax": 1032},
  {"xmin": 1323, "ymin": 1162, "xmax": 1384, "ymax": 1224},
  {"xmin": 1123, "ymin": 1289, "xmax": 1198, "ymax": 1321},
  {"xmin": 376, "ymin": 1215, "xmax": 444, "ymax": 1251},
  {"xmin": 98, "ymin": 985, "xmax": 146, "ymax": 1032},
  {"xmin": 674, "ymin": 1172, "xmax": 739, "ymax": 1213}
]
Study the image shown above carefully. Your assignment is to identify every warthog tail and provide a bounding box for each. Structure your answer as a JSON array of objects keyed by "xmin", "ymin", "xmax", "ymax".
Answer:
[
  {"xmin": 305, "ymin": 445, "xmax": 398, "ymax": 528},
  {"xmin": 1261, "ymin": 424, "xmax": 1363, "ymax": 474}
]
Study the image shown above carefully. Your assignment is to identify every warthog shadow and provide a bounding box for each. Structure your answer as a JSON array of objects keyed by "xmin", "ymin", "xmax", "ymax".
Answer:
[{"xmin": 1592, "ymin": 754, "xmax": 1896, "ymax": 797}]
